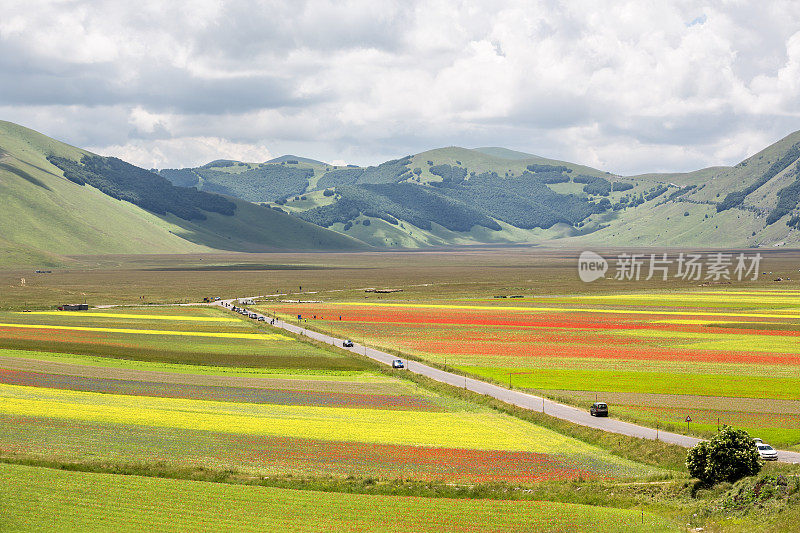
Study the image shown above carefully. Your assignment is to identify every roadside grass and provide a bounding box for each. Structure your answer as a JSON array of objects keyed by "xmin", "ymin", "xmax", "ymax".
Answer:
[
  {"xmin": 0, "ymin": 463, "xmax": 680, "ymax": 533},
  {"xmin": 612, "ymin": 406, "xmax": 800, "ymax": 449}
]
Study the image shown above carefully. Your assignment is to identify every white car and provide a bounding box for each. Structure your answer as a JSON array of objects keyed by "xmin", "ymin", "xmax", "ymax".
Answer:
[
  {"xmin": 756, "ymin": 442, "xmax": 778, "ymax": 461},
  {"xmin": 391, "ymin": 359, "xmax": 404, "ymax": 369}
]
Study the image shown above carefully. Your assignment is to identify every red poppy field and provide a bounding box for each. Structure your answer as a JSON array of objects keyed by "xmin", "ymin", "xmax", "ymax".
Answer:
[
  {"xmin": 0, "ymin": 306, "xmax": 657, "ymax": 484},
  {"xmin": 266, "ymin": 290, "xmax": 800, "ymax": 449}
]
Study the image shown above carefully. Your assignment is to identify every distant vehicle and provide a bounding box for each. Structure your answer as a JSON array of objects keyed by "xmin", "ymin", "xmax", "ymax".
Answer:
[
  {"xmin": 249, "ymin": 313, "xmax": 258, "ymax": 319},
  {"xmin": 391, "ymin": 359, "xmax": 404, "ymax": 369},
  {"xmin": 753, "ymin": 438, "xmax": 763, "ymax": 445},
  {"xmin": 214, "ymin": 296, "xmax": 221, "ymax": 301},
  {"xmin": 257, "ymin": 316, "xmax": 266, "ymax": 322},
  {"xmin": 756, "ymin": 442, "xmax": 778, "ymax": 461},
  {"xmin": 590, "ymin": 402, "xmax": 608, "ymax": 417},
  {"xmin": 342, "ymin": 339, "xmax": 354, "ymax": 348}
]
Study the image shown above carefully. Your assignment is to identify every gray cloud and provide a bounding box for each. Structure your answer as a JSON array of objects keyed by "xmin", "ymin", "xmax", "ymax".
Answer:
[{"xmin": 1, "ymin": 0, "xmax": 800, "ymax": 173}]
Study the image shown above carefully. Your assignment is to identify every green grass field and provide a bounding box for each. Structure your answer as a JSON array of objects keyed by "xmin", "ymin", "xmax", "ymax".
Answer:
[{"xmin": 0, "ymin": 463, "xmax": 677, "ymax": 533}]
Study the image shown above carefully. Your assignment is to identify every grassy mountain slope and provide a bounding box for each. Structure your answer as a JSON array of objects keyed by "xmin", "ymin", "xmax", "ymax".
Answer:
[
  {"xmin": 287, "ymin": 133, "xmax": 800, "ymax": 248},
  {"xmin": 164, "ymin": 146, "xmax": 644, "ymax": 247},
  {"xmin": 53, "ymin": 120, "xmax": 800, "ymax": 250},
  {"xmin": 0, "ymin": 122, "xmax": 363, "ymax": 265},
  {"xmin": 266, "ymin": 154, "xmax": 328, "ymax": 166},
  {"xmin": 473, "ymin": 147, "xmax": 539, "ymax": 160}
]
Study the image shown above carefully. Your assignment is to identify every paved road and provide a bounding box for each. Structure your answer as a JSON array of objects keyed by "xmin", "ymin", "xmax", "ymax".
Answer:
[{"xmin": 220, "ymin": 299, "xmax": 800, "ymax": 464}]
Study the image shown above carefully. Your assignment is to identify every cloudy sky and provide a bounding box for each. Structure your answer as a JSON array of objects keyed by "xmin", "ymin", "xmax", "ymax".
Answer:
[{"xmin": 2, "ymin": 1, "xmax": 800, "ymax": 174}]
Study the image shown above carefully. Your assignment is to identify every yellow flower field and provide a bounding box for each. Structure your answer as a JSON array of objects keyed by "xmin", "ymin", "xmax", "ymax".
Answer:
[
  {"xmin": 0, "ymin": 383, "xmax": 650, "ymax": 473},
  {"xmin": 20, "ymin": 311, "xmax": 240, "ymax": 322},
  {"xmin": 331, "ymin": 301, "xmax": 800, "ymax": 319},
  {"xmin": 0, "ymin": 323, "xmax": 291, "ymax": 341}
]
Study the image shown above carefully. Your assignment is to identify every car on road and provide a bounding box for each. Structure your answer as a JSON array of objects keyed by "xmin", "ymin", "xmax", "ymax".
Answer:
[
  {"xmin": 590, "ymin": 402, "xmax": 608, "ymax": 417},
  {"xmin": 391, "ymin": 359, "xmax": 404, "ymax": 369},
  {"xmin": 249, "ymin": 313, "xmax": 258, "ymax": 319},
  {"xmin": 257, "ymin": 316, "xmax": 266, "ymax": 321},
  {"xmin": 756, "ymin": 442, "xmax": 778, "ymax": 461},
  {"xmin": 342, "ymin": 340, "xmax": 354, "ymax": 348}
]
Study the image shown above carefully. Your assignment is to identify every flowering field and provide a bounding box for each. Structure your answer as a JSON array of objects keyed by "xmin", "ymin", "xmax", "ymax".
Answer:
[
  {"xmin": 0, "ymin": 463, "xmax": 677, "ymax": 533},
  {"xmin": 0, "ymin": 305, "xmax": 659, "ymax": 483},
  {"xmin": 0, "ymin": 308, "xmax": 366, "ymax": 370},
  {"xmin": 266, "ymin": 288, "xmax": 800, "ymax": 448}
]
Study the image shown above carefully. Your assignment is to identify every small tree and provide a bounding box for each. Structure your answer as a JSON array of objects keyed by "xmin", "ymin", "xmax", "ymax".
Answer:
[
  {"xmin": 686, "ymin": 426, "xmax": 761, "ymax": 485},
  {"xmin": 687, "ymin": 440, "xmax": 711, "ymax": 483}
]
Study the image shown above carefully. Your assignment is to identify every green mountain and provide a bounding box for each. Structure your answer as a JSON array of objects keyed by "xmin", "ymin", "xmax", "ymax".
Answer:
[
  {"xmin": 160, "ymin": 133, "xmax": 800, "ymax": 248},
  {"xmin": 8, "ymin": 118, "xmax": 800, "ymax": 256},
  {"xmin": 265, "ymin": 155, "xmax": 329, "ymax": 166},
  {"xmin": 0, "ymin": 121, "xmax": 363, "ymax": 265}
]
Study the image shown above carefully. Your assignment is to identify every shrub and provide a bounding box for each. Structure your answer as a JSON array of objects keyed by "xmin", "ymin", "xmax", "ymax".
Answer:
[
  {"xmin": 323, "ymin": 189, "xmax": 335, "ymax": 197},
  {"xmin": 645, "ymin": 185, "xmax": 669, "ymax": 201},
  {"xmin": 527, "ymin": 164, "xmax": 569, "ymax": 174},
  {"xmin": 429, "ymin": 164, "xmax": 467, "ymax": 184},
  {"xmin": 582, "ymin": 180, "xmax": 612, "ymax": 196},
  {"xmin": 686, "ymin": 426, "xmax": 761, "ymax": 485}
]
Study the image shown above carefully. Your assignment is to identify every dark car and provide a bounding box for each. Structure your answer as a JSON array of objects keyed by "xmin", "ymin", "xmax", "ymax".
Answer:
[
  {"xmin": 342, "ymin": 339, "xmax": 354, "ymax": 348},
  {"xmin": 590, "ymin": 402, "xmax": 608, "ymax": 417}
]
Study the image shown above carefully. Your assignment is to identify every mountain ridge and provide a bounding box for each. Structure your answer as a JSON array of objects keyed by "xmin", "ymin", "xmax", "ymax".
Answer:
[
  {"xmin": 5, "ymin": 119, "xmax": 800, "ymax": 260},
  {"xmin": 158, "ymin": 131, "xmax": 800, "ymax": 249},
  {"xmin": 0, "ymin": 121, "xmax": 364, "ymax": 266}
]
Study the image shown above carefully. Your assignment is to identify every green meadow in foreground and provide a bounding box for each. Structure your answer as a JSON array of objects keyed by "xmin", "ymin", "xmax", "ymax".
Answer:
[{"xmin": 0, "ymin": 463, "xmax": 677, "ymax": 533}]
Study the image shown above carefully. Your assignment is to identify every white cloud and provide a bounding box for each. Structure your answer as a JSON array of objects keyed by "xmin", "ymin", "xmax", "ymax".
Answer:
[
  {"xmin": 2, "ymin": 0, "xmax": 800, "ymax": 174},
  {"xmin": 89, "ymin": 137, "xmax": 273, "ymax": 169}
]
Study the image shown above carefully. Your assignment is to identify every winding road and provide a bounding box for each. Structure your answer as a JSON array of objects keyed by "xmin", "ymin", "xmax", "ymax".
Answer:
[{"xmin": 219, "ymin": 299, "xmax": 800, "ymax": 464}]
